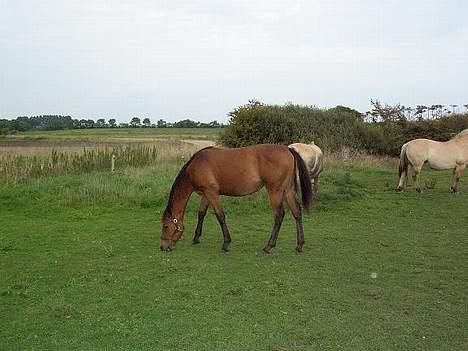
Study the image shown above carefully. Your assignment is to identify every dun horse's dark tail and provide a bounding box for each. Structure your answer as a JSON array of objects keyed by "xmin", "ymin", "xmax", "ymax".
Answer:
[
  {"xmin": 398, "ymin": 143, "xmax": 409, "ymax": 178},
  {"xmin": 289, "ymin": 147, "xmax": 313, "ymax": 211}
]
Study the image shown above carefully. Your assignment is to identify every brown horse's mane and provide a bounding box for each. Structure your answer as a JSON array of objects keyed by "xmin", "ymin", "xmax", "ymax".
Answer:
[{"xmin": 163, "ymin": 146, "xmax": 214, "ymax": 218}]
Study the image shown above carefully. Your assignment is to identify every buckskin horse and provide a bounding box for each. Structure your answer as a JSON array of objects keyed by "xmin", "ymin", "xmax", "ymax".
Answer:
[
  {"xmin": 289, "ymin": 142, "xmax": 324, "ymax": 194},
  {"xmin": 160, "ymin": 144, "xmax": 313, "ymax": 253},
  {"xmin": 397, "ymin": 129, "xmax": 468, "ymax": 192}
]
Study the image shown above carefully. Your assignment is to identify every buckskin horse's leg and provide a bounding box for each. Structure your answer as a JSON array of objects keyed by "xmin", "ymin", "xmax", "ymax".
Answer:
[
  {"xmin": 451, "ymin": 167, "xmax": 457, "ymax": 192},
  {"xmin": 412, "ymin": 164, "xmax": 423, "ymax": 193},
  {"xmin": 451, "ymin": 164, "xmax": 465, "ymax": 193},
  {"xmin": 192, "ymin": 196, "xmax": 209, "ymax": 244},
  {"xmin": 263, "ymin": 190, "xmax": 285, "ymax": 254},
  {"xmin": 285, "ymin": 190, "xmax": 305, "ymax": 253},
  {"xmin": 313, "ymin": 175, "xmax": 320, "ymax": 194},
  {"xmin": 397, "ymin": 166, "xmax": 407, "ymax": 191},
  {"xmin": 204, "ymin": 192, "xmax": 231, "ymax": 251}
]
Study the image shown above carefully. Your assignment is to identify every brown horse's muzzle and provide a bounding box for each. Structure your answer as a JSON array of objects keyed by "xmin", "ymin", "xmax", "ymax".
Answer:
[{"xmin": 160, "ymin": 239, "xmax": 175, "ymax": 251}]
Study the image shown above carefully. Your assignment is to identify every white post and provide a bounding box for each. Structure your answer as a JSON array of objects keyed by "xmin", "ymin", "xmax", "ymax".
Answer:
[{"xmin": 111, "ymin": 154, "xmax": 116, "ymax": 172}]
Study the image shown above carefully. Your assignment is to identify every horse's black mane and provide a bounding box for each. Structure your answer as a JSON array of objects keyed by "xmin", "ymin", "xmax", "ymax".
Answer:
[{"xmin": 163, "ymin": 146, "xmax": 214, "ymax": 218}]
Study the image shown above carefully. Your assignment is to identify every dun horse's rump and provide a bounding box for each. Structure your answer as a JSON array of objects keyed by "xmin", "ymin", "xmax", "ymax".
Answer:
[{"xmin": 289, "ymin": 142, "xmax": 323, "ymax": 193}]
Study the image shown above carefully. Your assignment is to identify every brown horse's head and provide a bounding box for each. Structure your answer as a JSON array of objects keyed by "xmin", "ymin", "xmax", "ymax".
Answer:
[{"xmin": 160, "ymin": 214, "xmax": 184, "ymax": 251}]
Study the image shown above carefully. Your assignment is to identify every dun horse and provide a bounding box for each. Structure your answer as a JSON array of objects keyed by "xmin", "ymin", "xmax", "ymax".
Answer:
[
  {"xmin": 397, "ymin": 129, "xmax": 468, "ymax": 192},
  {"xmin": 160, "ymin": 144, "xmax": 313, "ymax": 253},
  {"xmin": 289, "ymin": 142, "xmax": 323, "ymax": 194}
]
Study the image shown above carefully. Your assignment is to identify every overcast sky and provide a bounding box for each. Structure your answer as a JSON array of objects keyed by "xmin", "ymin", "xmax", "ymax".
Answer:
[{"xmin": 1, "ymin": 0, "xmax": 467, "ymax": 122}]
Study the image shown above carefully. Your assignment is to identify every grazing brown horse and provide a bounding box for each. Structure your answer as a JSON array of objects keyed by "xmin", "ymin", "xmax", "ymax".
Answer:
[{"xmin": 160, "ymin": 144, "xmax": 313, "ymax": 253}]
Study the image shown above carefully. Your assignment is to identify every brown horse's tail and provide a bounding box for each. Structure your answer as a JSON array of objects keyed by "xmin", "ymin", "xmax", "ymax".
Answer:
[
  {"xmin": 398, "ymin": 143, "xmax": 410, "ymax": 178},
  {"xmin": 289, "ymin": 147, "xmax": 313, "ymax": 211}
]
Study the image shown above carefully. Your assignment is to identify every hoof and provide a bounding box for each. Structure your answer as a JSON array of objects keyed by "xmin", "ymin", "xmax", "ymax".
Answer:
[
  {"xmin": 295, "ymin": 246, "xmax": 303, "ymax": 253},
  {"xmin": 416, "ymin": 187, "xmax": 422, "ymax": 193},
  {"xmin": 396, "ymin": 186, "xmax": 403, "ymax": 192},
  {"xmin": 192, "ymin": 239, "xmax": 200, "ymax": 245},
  {"xmin": 450, "ymin": 187, "xmax": 458, "ymax": 193},
  {"xmin": 221, "ymin": 243, "xmax": 230, "ymax": 252},
  {"xmin": 263, "ymin": 246, "xmax": 273, "ymax": 254}
]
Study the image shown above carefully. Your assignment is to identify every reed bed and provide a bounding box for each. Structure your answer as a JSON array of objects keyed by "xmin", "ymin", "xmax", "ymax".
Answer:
[
  {"xmin": 1, "ymin": 138, "xmax": 399, "ymax": 184},
  {"xmin": 0, "ymin": 139, "xmax": 199, "ymax": 183},
  {"xmin": 325, "ymin": 147, "xmax": 398, "ymax": 169}
]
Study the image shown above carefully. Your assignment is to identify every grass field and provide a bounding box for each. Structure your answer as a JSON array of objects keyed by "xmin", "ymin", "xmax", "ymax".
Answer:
[{"xmin": 0, "ymin": 134, "xmax": 467, "ymax": 350}]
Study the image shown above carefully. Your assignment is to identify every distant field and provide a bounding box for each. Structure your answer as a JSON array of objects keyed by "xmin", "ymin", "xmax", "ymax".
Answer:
[
  {"xmin": 5, "ymin": 128, "xmax": 222, "ymax": 141},
  {"xmin": 0, "ymin": 139, "xmax": 210, "ymax": 158},
  {"xmin": 0, "ymin": 143, "xmax": 467, "ymax": 350}
]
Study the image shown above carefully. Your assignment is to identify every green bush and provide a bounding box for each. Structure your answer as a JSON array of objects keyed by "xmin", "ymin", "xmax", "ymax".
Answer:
[
  {"xmin": 219, "ymin": 101, "xmax": 468, "ymax": 156},
  {"xmin": 219, "ymin": 101, "xmax": 364, "ymax": 151}
]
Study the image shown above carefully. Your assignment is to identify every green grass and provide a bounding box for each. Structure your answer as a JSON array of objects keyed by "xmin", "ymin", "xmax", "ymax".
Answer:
[
  {"xmin": 5, "ymin": 128, "xmax": 222, "ymax": 141},
  {"xmin": 0, "ymin": 163, "xmax": 467, "ymax": 350}
]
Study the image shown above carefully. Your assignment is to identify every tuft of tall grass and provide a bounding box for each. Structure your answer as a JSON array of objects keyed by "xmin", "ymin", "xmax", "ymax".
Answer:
[
  {"xmin": 325, "ymin": 148, "xmax": 398, "ymax": 169},
  {"xmin": 0, "ymin": 140, "xmax": 198, "ymax": 183}
]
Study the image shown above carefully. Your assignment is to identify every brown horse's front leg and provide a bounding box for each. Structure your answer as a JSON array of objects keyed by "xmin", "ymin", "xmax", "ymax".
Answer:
[
  {"xmin": 204, "ymin": 193, "xmax": 232, "ymax": 251},
  {"xmin": 193, "ymin": 197, "xmax": 209, "ymax": 244},
  {"xmin": 263, "ymin": 205, "xmax": 285, "ymax": 254}
]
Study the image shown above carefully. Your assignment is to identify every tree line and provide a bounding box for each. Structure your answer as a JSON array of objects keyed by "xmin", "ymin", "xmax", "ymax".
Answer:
[
  {"xmin": 364, "ymin": 100, "xmax": 468, "ymax": 122},
  {"xmin": 0, "ymin": 115, "xmax": 225, "ymax": 135}
]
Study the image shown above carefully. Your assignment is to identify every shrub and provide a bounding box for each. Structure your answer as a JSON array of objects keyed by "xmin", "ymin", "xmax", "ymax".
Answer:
[
  {"xmin": 219, "ymin": 101, "xmax": 364, "ymax": 151},
  {"xmin": 219, "ymin": 101, "xmax": 468, "ymax": 157}
]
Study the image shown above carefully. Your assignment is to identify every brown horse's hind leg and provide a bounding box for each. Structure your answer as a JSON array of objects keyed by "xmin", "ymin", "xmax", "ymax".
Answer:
[
  {"xmin": 204, "ymin": 192, "xmax": 232, "ymax": 252},
  {"xmin": 285, "ymin": 190, "xmax": 305, "ymax": 253},
  {"xmin": 263, "ymin": 190, "xmax": 286, "ymax": 254},
  {"xmin": 451, "ymin": 164, "xmax": 465, "ymax": 193},
  {"xmin": 192, "ymin": 196, "xmax": 209, "ymax": 244}
]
